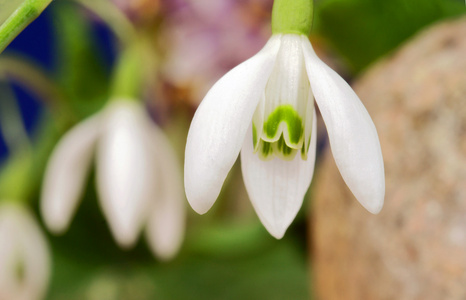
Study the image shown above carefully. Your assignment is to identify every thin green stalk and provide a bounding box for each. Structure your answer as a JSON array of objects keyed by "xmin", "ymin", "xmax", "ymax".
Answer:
[
  {"xmin": 0, "ymin": 0, "xmax": 53, "ymax": 54},
  {"xmin": 74, "ymin": 0, "xmax": 134, "ymax": 45},
  {"xmin": 272, "ymin": 0, "xmax": 313, "ymax": 35},
  {"xmin": 110, "ymin": 38, "xmax": 146, "ymax": 100},
  {"xmin": 0, "ymin": 55, "xmax": 73, "ymax": 120},
  {"xmin": 0, "ymin": 150, "xmax": 32, "ymax": 202},
  {"xmin": 0, "ymin": 82, "xmax": 31, "ymax": 152}
]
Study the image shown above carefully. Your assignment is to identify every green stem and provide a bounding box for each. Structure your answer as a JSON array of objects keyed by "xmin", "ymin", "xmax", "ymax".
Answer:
[
  {"xmin": 0, "ymin": 117, "xmax": 64, "ymax": 203},
  {"xmin": 74, "ymin": 0, "xmax": 134, "ymax": 45},
  {"xmin": 74, "ymin": 0, "xmax": 143, "ymax": 100},
  {"xmin": 0, "ymin": 82, "xmax": 31, "ymax": 152},
  {"xmin": 0, "ymin": 55, "xmax": 74, "ymax": 121},
  {"xmin": 271, "ymin": 0, "xmax": 313, "ymax": 35},
  {"xmin": 0, "ymin": 150, "xmax": 32, "ymax": 202},
  {"xmin": 0, "ymin": 0, "xmax": 53, "ymax": 54},
  {"xmin": 110, "ymin": 39, "xmax": 146, "ymax": 100}
]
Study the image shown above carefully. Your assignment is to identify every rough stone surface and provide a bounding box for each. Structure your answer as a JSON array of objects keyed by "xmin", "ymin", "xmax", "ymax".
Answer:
[{"xmin": 312, "ymin": 17, "xmax": 466, "ymax": 300}]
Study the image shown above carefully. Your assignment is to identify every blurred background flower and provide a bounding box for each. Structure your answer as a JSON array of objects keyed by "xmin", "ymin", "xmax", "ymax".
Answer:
[
  {"xmin": 0, "ymin": 0, "xmax": 465, "ymax": 299},
  {"xmin": 41, "ymin": 99, "xmax": 185, "ymax": 260},
  {"xmin": 159, "ymin": 0, "xmax": 272, "ymax": 105},
  {"xmin": 0, "ymin": 203, "xmax": 50, "ymax": 300}
]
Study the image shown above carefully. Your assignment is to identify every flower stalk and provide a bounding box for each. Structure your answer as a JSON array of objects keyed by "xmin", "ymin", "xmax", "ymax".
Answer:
[
  {"xmin": 111, "ymin": 40, "xmax": 145, "ymax": 100},
  {"xmin": 0, "ymin": 55, "xmax": 70, "ymax": 118},
  {"xmin": 0, "ymin": 82, "xmax": 31, "ymax": 152},
  {"xmin": 74, "ymin": 0, "xmax": 135, "ymax": 45},
  {"xmin": 0, "ymin": 151, "xmax": 33, "ymax": 203},
  {"xmin": 271, "ymin": 0, "xmax": 313, "ymax": 35},
  {"xmin": 0, "ymin": 0, "xmax": 53, "ymax": 54}
]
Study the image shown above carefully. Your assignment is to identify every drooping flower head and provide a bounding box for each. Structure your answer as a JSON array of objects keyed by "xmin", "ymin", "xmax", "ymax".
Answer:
[
  {"xmin": 184, "ymin": 0, "xmax": 385, "ymax": 238},
  {"xmin": 41, "ymin": 99, "xmax": 185, "ymax": 260},
  {"xmin": 0, "ymin": 203, "xmax": 50, "ymax": 300}
]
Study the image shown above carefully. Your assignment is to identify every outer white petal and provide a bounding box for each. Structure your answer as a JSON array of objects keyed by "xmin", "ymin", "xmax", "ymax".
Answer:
[
  {"xmin": 185, "ymin": 35, "xmax": 282, "ymax": 214},
  {"xmin": 145, "ymin": 126, "xmax": 185, "ymax": 261},
  {"xmin": 301, "ymin": 36, "xmax": 385, "ymax": 213},
  {"xmin": 96, "ymin": 100, "xmax": 156, "ymax": 248},
  {"xmin": 41, "ymin": 115, "xmax": 101, "ymax": 233},
  {"xmin": 240, "ymin": 112, "xmax": 317, "ymax": 239},
  {"xmin": 0, "ymin": 203, "xmax": 50, "ymax": 300}
]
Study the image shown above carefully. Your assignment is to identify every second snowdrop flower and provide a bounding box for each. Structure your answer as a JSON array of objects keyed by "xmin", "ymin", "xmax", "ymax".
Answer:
[
  {"xmin": 0, "ymin": 203, "xmax": 50, "ymax": 300},
  {"xmin": 41, "ymin": 99, "xmax": 185, "ymax": 260},
  {"xmin": 184, "ymin": 0, "xmax": 385, "ymax": 238}
]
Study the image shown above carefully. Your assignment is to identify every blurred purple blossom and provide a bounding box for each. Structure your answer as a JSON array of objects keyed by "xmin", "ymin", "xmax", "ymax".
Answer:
[{"xmin": 160, "ymin": 0, "xmax": 273, "ymax": 105}]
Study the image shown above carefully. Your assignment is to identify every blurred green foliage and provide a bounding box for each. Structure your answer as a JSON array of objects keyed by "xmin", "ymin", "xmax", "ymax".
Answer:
[
  {"xmin": 52, "ymin": 1, "xmax": 110, "ymax": 118},
  {"xmin": 43, "ymin": 172, "xmax": 310, "ymax": 300},
  {"xmin": 314, "ymin": 0, "xmax": 466, "ymax": 73}
]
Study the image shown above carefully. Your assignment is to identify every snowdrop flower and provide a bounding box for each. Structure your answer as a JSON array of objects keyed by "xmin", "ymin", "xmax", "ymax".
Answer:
[
  {"xmin": 41, "ymin": 99, "xmax": 185, "ymax": 260},
  {"xmin": 184, "ymin": 0, "xmax": 384, "ymax": 238},
  {"xmin": 0, "ymin": 203, "xmax": 50, "ymax": 300}
]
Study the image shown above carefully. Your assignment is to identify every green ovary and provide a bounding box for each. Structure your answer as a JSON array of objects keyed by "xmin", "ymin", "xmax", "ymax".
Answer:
[{"xmin": 253, "ymin": 104, "xmax": 307, "ymax": 161}]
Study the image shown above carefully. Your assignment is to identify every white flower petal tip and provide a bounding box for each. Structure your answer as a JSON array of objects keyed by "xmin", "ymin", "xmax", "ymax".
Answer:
[
  {"xmin": 184, "ymin": 188, "xmax": 212, "ymax": 215},
  {"xmin": 0, "ymin": 203, "xmax": 51, "ymax": 300},
  {"xmin": 41, "ymin": 115, "xmax": 101, "ymax": 234},
  {"xmin": 241, "ymin": 113, "xmax": 317, "ymax": 239},
  {"xmin": 96, "ymin": 100, "xmax": 156, "ymax": 248},
  {"xmin": 301, "ymin": 36, "xmax": 385, "ymax": 215},
  {"xmin": 360, "ymin": 187, "xmax": 384, "ymax": 215},
  {"xmin": 184, "ymin": 35, "xmax": 282, "ymax": 214},
  {"xmin": 147, "ymin": 126, "xmax": 185, "ymax": 260},
  {"xmin": 107, "ymin": 222, "xmax": 139, "ymax": 249},
  {"xmin": 146, "ymin": 206, "xmax": 185, "ymax": 260}
]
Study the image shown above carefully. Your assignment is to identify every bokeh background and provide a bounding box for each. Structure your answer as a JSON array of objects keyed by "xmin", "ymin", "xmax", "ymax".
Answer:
[{"xmin": 0, "ymin": 0, "xmax": 465, "ymax": 299}]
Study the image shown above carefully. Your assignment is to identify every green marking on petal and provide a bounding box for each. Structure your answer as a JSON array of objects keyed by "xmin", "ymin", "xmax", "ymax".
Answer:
[
  {"xmin": 262, "ymin": 142, "xmax": 273, "ymax": 157},
  {"xmin": 300, "ymin": 133, "xmax": 312, "ymax": 160},
  {"xmin": 252, "ymin": 123, "xmax": 258, "ymax": 150},
  {"xmin": 277, "ymin": 136, "xmax": 291, "ymax": 155},
  {"xmin": 257, "ymin": 141, "xmax": 274, "ymax": 161},
  {"xmin": 275, "ymin": 135, "xmax": 296, "ymax": 160},
  {"xmin": 257, "ymin": 135, "xmax": 300, "ymax": 161},
  {"xmin": 263, "ymin": 104, "xmax": 303, "ymax": 146}
]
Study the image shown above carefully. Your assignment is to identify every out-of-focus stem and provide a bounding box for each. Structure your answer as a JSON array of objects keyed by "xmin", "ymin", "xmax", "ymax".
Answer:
[
  {"xmin": 110, "ymin": 39, "xmax": 145, "ymax": 99},
  {"xmin": 0, "ymin": 82, "xmax": 31, "ymax": 152},
  {"xmin": 74, "ymin": 0, "xmax": 135, "ymax": 45},
  {"xmin": 0, "ymin": 55, "xmax": 73, "ymax": 120},
  {"xmin": 0, "ymin": 0, "xmax": 53, "ymax": 54},
  {"xmin": 0, "ymin": 150, "xmax": 32, "ymax": 202}
]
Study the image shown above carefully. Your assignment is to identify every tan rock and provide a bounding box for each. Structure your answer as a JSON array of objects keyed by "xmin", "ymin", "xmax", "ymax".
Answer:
[{"xmin": 312, "ymin": 17, "xmax": 466, "ymax": 300}]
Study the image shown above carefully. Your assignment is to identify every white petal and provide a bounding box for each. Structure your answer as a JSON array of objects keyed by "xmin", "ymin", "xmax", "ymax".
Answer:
[
  {"xmin": 301, "ymin": 37, "xmax": 385, "ymax": 213},
  {"xmin": 96, "ymin": 101, "xmax": 156, "ymax": 248},
  {"xmin": 240, "ymin": 111, "xmax": 317, "ymax": 239},
  {"xmin": 0, "ymin": 203, "xmax": 50, "ymax": 300},
  {"xmin": 41, "ymin": 115, "xmax": 100, "ymax": 233},
  {"xmin": 185, "ymin": 35, "xmax": 282, "ymax": 214},
  {"xmin": 145, "ymin": 126, "xmax": 185, "ymax": 261}
]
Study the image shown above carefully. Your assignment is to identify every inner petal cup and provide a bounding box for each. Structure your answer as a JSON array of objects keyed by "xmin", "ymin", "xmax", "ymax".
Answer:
[{"xmin": 253, "ymin": 34, "xmax": 312, "ymax": 161}]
